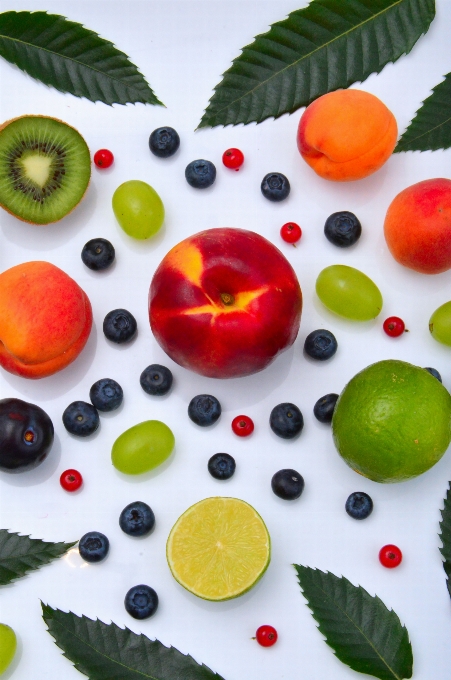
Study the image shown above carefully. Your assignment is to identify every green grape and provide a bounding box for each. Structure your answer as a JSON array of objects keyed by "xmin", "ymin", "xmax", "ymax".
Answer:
[
  {"xmin": 0, "ymin": 623, "xmax": 16, "ymax": 675},
  {"xmin": 429, "ymin": 301, "xmax": 451, "ymax": 346},
  {"xmin": 316, "ymin": 265, "xmax": 383, "ymax": 321},
  {"xmin": 112, "ymin": 420, "xmax": 175, "ymax": 474},
  {"xmin": 112, "ymin": 180, "xmax": 164, "ymax": 239}
]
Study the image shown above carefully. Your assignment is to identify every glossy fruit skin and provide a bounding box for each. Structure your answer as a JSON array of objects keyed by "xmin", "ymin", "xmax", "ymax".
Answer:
[
  {"xmin": 62, "ymin": 401, "xmax": 100, "ymax": 437},
  {"xmin": 383, "ymin": 316, "xmax": 405, "ymax": 337},
  {"xmin": 313, "ymin": 393, "xmax": 339, "ymax": 423},
  {"xmin": 316, "ymin": 265, "xmax": 383, "ymax": 321},
  {"xmin": 60, "ymin": 469, "xmax": 83, "ymax": 492},
  {"xmin": 79, "ymin": 531, "xmax": 109, "ymax": 563},
  {"xmin": 345, "ymin": 492, "xmax": 373, "ymax": 519},
  {"xmin": 304, "ymin": 329, "xmax": 337, "ymax": 361},
  {"xmin": 280, "ymin": 222, "xmax": 302, "ymax": 244},
  {"xmin": 429, "ymin": 301, "xmax": 451, "ymax": 346},
  {"xmin": 125, "ymin": 584, "xmax": 159, "ymax": 619},
  {"xmin": 208, "ymin": 453, "xmax": 236, "ymax": 480},
  {"xmin": 0, "ymin": 398, "xmax": 54, "ymax": 473},
  {"xmin": 222, "ymin": 148, "xmax": 244, "ymax": 170},
  {"xmin": 119, "ymin": 501, "xmax": 155, "ymax": 537},
  {"xmin": 112, "ymin": 180, "xmax": 164, "ymax": 239},
  {"xmin": 0, "ymin": 623, "xmax": 17, "ymax": 675},
  {"xmin": 269, "ymin": 403, "xmax": 303, "ymax": 439},
  {"xmin": 93, "ymin": 149, "xmax": 114, "ymax": 168},
  {"xmin": 111, "ymin": 420, "xmax": 175, "ymax": 475},
  {"xmin": 81, "ymin": 238, "xmax": 115, "ymax": 271},
  {"xmin": 185, "ymin": 160, "xmax": 216, "ymax": 188},
  {"xmin": 103, "ymin": 309, "xmax": 137, "ymax": 344},
  {"xmin": 188, "ymin": 395, "xmax": 221, "ymax": 427},
  {"xmin": 149, "ymin": 127, "xmax": 180, "ymax": 158},
  {"xmin": 261, "ymin": 173, "xmax": 290, "ymax": 202},
  {"xmin": 90, "ymin": 378, "xmax": 123, "ymax": 412},
  {"xmin": 424, "ymin": 367, "xmax": 442, "ymax": 382},
  {"xmin": 271, "ymin": 469, "xmax": 304, "ymax": 500},
  {"xmin": 231, "ymin": 415, "xmax": 254, "ymax": 437},
  {"xmin": 149, "ymin": 228, "xmax": 302, "ymax": 379},
  {"xmin": 379, "ymin": 544, "xmax": 402, "ymax": 568},
  {"xmin": 256, "ymin": 625, "xmax": 278, "ymax": 647},
  {"xmin": 140, "ymin": 364, "xmax": 173, "ymax": 396},
  {"xmin": 324, "ymin": 211, "xmax": 361, "ymax": 247}
]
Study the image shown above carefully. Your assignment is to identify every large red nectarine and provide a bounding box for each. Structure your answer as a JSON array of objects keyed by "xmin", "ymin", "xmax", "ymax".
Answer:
[
  {"xmin": 0, "ymin": 261, "xmax": 92, "ymax": 378},
  {"xmin": 149, "ymin": 228, "xmax": 302, "ymax": 378}
]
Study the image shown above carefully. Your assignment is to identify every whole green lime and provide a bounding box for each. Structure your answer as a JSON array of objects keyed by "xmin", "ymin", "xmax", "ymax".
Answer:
[{"xmin": 332, "ymin": 360, "xmax": 451, "ymax": 483}]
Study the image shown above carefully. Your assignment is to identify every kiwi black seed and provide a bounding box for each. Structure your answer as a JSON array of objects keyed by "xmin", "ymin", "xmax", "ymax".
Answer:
[{"xmin": 0, "ymin": 115, "xmax": 91, "ymax": 224}]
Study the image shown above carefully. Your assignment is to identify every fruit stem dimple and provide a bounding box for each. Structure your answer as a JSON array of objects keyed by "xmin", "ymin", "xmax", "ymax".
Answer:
[{"xmin": 220, "ymin": 292, "xmax": 234, "ymax": 306}]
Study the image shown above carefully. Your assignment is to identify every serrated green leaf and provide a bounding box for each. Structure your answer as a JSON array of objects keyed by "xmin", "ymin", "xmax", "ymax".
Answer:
[
  {"xmin": 0, "ymin": 529, "xmax": 76, "ymax": 586},
  {"xmin": 0, "ymin": 11, "xmax": 163, "ymax": 106},
  {"xmin": 439, "ymin": 482, "xmax": 451, "ymax": 595},
  {"xmin": 395, "ymin": 72, "xmax": 451, "ymax": 152},
  {"xmin": 42, "ymin": 604, "xmax": 227, "ymax": 680},
  {"xmin": 198, "ymin": 0, "xmax": 435, "ymax": 129},
  {"xmin": 295, "ymin": 564, "xmax": 413, "ymax": 680}
]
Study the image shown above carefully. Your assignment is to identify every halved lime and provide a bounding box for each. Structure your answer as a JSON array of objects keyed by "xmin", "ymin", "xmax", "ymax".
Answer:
[{"xmin": 166, "ymin": 497, "xmax": 270, "ymax": 601}]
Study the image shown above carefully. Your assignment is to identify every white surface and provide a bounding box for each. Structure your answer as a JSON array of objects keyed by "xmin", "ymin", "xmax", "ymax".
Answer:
[{"xmin": 1, "ymin": 1, "xmax": 451, "ymax": 678}]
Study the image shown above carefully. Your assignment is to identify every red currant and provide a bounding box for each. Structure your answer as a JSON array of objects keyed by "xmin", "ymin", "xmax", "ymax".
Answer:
[
  {"xmin": 255, "ymin": 625, "xmax": 278, "ymax": 647},
  {"xmin": 383, "ymin": 316, "xmax": 406, "ymax": 337},
  {"xmin": 280, "ymin": 222, "xmax": 302, "ymax": 245},
  {"xmin": 231, "ymin": 415, "xmax": 254, "ymax": 437},
  {"xmin": 379, "ymin": 544, "xmax": 402, "ymax": 568},
  {"xmin": 222, "ymin": 148, "xmax": 244, "ymax": 171},
  {"xmin": 60, "ymin": 469, "xmax": 83, "ymax": 492},
  {"xmin": 93, "ymin": 149, "xmax": 114, "ymax": 169}
]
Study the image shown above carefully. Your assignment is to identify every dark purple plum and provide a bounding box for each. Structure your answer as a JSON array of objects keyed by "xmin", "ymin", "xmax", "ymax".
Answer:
[{"xmin": 0, "ymin": 398, "xmax": 54, "ymax": 473}]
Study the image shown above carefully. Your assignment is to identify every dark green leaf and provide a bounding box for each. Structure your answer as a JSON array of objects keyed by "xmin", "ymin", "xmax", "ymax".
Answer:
[
  {"xmin": 198, "ymin": 0, "xmax": 435, "ymax": 129},
  {"xmin": 295, "ymin": 564, "xmax": 413, "ymax": 680},
  {"xmin": 0, "ymin": 529, "xmax": 76, "ymax": 586},
  {"xmin": 395, "ymin": 72, "xmax": 451, "ymax": 152},
  {"xmin": 42, "ymin": 604, "xmax": 227, "ymax": 680},
  {"xmin": 0, "ymin": 11, "xmax": 163, "ymax": 106},
  {"xmin": 439, "ymin": 482, "xmax": 451, "ymax": 595}
]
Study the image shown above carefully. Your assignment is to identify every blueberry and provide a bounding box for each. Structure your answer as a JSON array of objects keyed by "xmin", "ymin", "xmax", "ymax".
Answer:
[
  {"xmin": 304, "ymin": 329, "xmax": 337, "ymax": 361},
  {"xmin": 149, "ymin": 126, "xmax": 180, "ymax": 158},
  {"xmin": 81, "ymin": 238, "xmax": 115, "ymax": 271},
  {"xmin": 79, "ymin": 531, "xmax": 109, "ymax": 563},
  {"xmin": 140, "ymin": 364, "xmax": 173, "ymax": 396},
  {"xmin": 261, "ymin": 173, "xmax": 290, "ymax": 202},
  {"xmin": 90, "ymin": 378, "xmax": 123, "ymax": 412},
  {"xmin": 208, "ymin": 453, "xmax": 236, "ymax": 480},
  {"xmin": 313, "ymin": 393, "xmax": 339, "ymax": 424},
  {"xmin": 269, "ymin": 403, "xmax": 304, "ymax": 439},
  {"xmin": 345, "ymin": 492, "xmax": 373, "ymax": 520},
  {"xmin": 271, "ymin": 469, "xmax": 304, "ymax": 500},
  {"xmin": 125, "ymin": 584, "xmax": 158, "ymax": 619},
  {"xmin": 0, "ymin": 398, "xmax": 54, "ymax": 473},
  {"xmin": 324, "ymin": 211, "xmax": 362, "ymax": 248},
  {"xmin": 62, "ymin": 401, "xmax": 99, "ymax": 437},
  {"xmin": 119, "ymin": 501, "xmax": 155, "ymax": 537},
  {"xmin": 103, "ymin": 309, "xmax": 137, "ymax": 344},
  {"xmin": 188, "ymin": 394, "xmax": 221, "ymax": 426},
  {"xmin": 185, "ymin": 159, "xmax": 216, "ymax": 189},
  {"xmin": 424, "ymin": 367, "xmax": 442, "ymax": 382}
]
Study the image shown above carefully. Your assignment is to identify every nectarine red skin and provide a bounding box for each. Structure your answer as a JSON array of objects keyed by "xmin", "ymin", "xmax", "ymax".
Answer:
[
  {"xmin": 384, "ymin": 178, "xmax": 451, "ymax": 274},
  {"xmin": 149, "ymin": 228, "xmax": 302, "ymax": 379},
  {"xmin": 0, "ymin": 261, "xmax": 92, "ymax": 379}
]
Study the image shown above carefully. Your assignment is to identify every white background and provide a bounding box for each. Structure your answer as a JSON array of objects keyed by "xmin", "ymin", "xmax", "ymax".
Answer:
[{"xmin": 1, "ymin": 1, "xmax": 451, "ymax": 678}]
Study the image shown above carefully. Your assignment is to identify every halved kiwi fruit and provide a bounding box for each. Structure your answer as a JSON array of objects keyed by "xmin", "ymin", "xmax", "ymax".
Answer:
[{"xmin": 0, "ymin": 115, "xmax": 91, "ymax": 224}]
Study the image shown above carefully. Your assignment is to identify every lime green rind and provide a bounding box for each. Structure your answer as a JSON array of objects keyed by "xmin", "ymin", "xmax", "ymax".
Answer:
[
  {"xmin": 0, "ymin": 116, "xmax": 90, "ymax": 224},
  {"xmin": 111, "ymin": 420, "xmax": 175, "ymax": 475},
  {"xmin": 0, "ymin": 623, "xmax": 16, "ymax": 675},
  {"xmin": 316, "ymin": 264, "xmax": 383, "ymax": 321},
  {"xmin": 332, "ymin": 360, "xmax": 451, "ymax": 483}
]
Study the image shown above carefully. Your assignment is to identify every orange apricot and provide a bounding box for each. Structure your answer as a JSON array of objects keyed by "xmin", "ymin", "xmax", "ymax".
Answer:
[
  {"xmin": 384, "ymin": 178, "xmax": 451, "ymax": 274},
  {"xmin": 297, "ymin": 89, "xmax": 398, "ymax": 182}
]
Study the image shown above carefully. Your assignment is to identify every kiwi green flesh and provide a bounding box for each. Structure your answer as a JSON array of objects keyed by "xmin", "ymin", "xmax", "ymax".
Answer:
[{"xmin": 0, "ymin": 116, "xmax": 91, "ymax": 224}]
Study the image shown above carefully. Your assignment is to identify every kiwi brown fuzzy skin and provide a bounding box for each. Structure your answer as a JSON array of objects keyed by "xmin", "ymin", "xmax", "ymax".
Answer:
[{"xmin": 0, "ymin": 114, "xmax": 91, "ymax": 225}]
